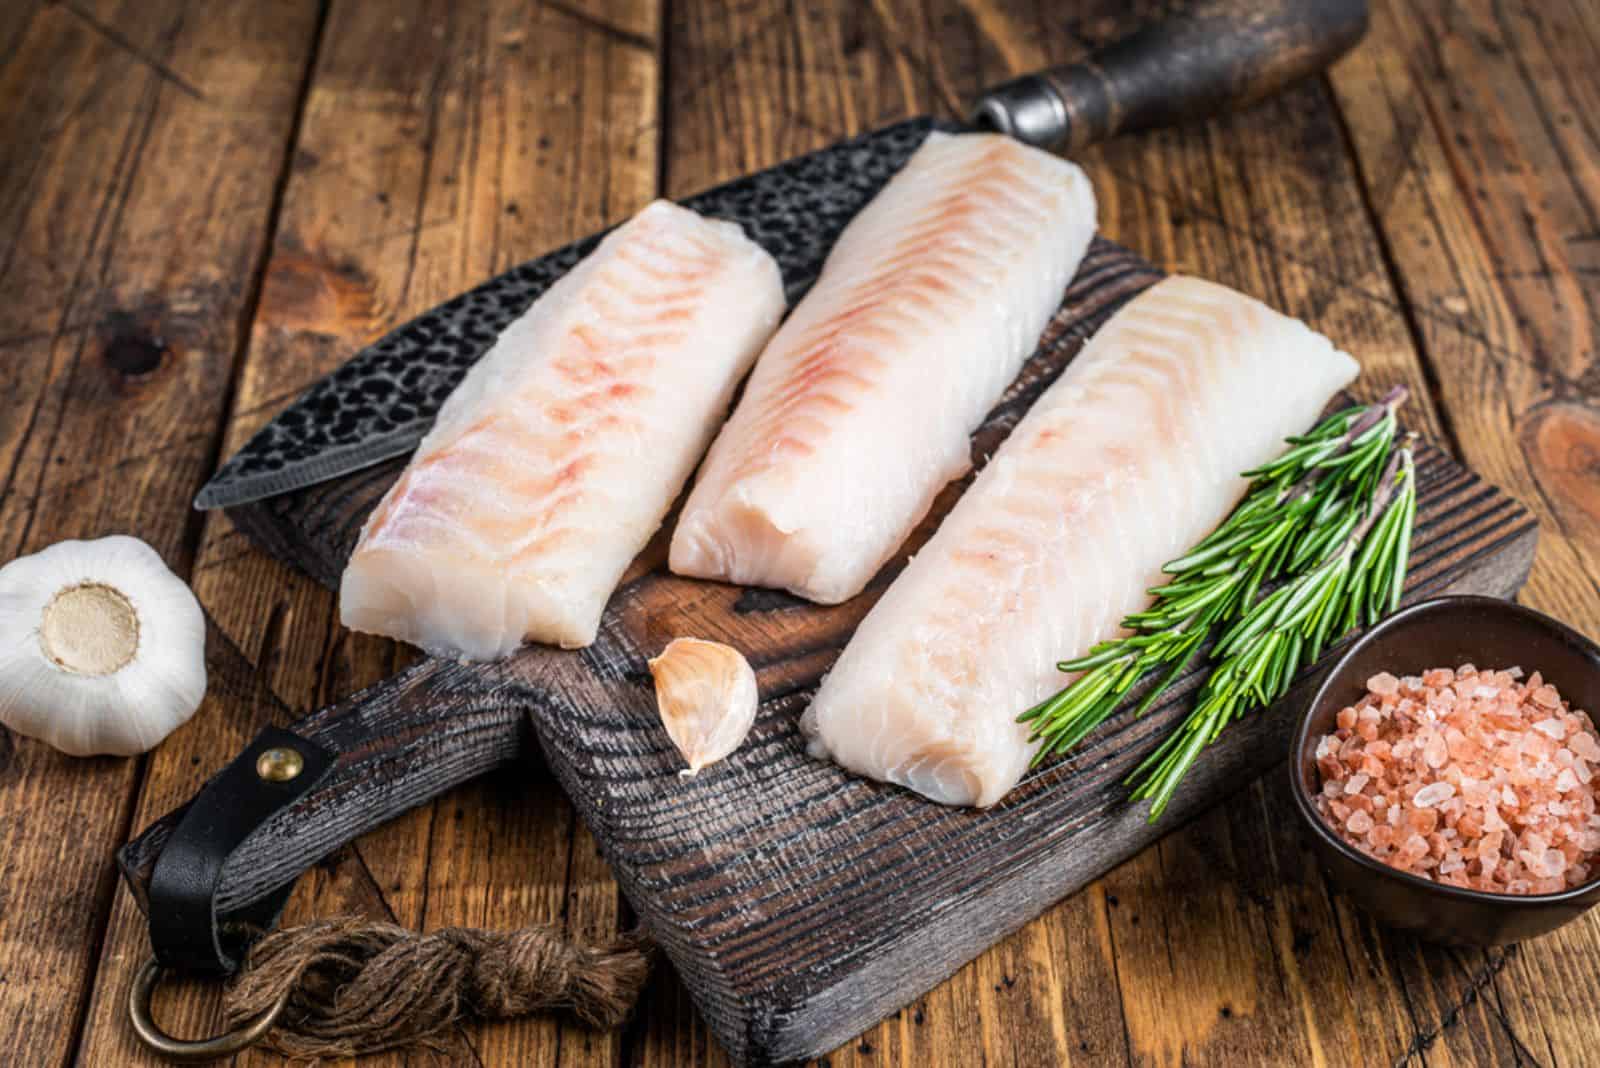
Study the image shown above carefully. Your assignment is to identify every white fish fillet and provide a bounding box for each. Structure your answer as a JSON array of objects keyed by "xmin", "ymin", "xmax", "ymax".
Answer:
[
  {"xmin": 669, "ymin": 131, "xmax": 1097, "ymax": 604},
  {"xmin": 340, "ymin": 200, "xmax": 785, "ymax": 659},
  {"xmin": 802, "ymin": 276, "xmax": 1361, "ymax": 807}
]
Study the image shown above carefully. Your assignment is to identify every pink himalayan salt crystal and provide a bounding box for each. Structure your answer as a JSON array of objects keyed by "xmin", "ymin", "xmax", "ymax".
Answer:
[
  {"xmin": 1572, "ymin": 732, "xmax": 1600, "ymax": 761},
  {"xmin": 1399, "ymin": 834, "xmax": 1429, "ymax": 862},
  {"xmin": 1369, "ymin": 672, "xmax": 1400, "ymax": 697},
  {"xmin": 1414, "ymin": 781, "xmax": 1456, "ymax": 808},
  {"xmin": 1533, "ymin": 717, "xmax": 1568, "ymax": 740},
  {"xmin": 1313, "ymin": 666, "xmax": 1600, "ymax": 895}
]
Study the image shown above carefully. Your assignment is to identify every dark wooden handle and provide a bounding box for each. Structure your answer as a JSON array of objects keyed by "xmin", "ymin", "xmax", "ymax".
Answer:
[
  {"xmin": 974, "ymin": 0, "xmax": 1368, "ymax": 148},
  {"xmin": 118, "ymin": 652, "xmax": 536, "ymax": 918}
]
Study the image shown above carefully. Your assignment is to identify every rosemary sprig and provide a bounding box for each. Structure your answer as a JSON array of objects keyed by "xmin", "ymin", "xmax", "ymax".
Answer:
[
  {"xmin": 1017, "ymin": 386, "xmax": 1418, "ymax": 819},
  {"xmin": 1127, "ymin": 439, "xmax": 1416, "ymax": 818}
]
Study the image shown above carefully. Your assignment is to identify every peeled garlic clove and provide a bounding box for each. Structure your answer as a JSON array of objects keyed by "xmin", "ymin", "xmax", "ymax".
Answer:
[
  {"xmin": 647, "ymin": 638, "xmax": 758, "ymax": 776},
  {"xmin": 0, "ymin": 536, "xmax": 207, "ymax": 756}
]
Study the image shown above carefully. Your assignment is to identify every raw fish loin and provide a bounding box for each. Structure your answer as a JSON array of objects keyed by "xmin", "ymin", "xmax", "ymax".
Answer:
[
  {"xmin": 670, "ymin": 131, "xmax": 1097, "ymax": 604},
  {"xmin": 341, "ymin": 201, "xmax": 785, "ymax": 659},
  {"xmin": 803, "ymin": 276, "xmax": 1361, "ymax": 807}
]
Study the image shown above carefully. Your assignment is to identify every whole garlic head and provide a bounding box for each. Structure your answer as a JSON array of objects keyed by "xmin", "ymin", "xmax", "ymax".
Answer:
[
  {"xmin": 648, "ymin": 638, "xmax": 758, "ymax": 777},
  {"xmin": 0, "ymin": 536, "xmax": 207, "ymax": 756}
]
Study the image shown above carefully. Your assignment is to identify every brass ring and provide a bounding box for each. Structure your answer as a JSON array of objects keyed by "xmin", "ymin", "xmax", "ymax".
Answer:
[{"xmin": 127, "ymin": 956, "xmax": 287, "ymax": 1063}]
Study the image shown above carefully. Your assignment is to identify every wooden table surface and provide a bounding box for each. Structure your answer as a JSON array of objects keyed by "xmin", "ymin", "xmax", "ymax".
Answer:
[{"xmin": 4, "ymin": 0, "xmax": 1599, "ymax": 1065}]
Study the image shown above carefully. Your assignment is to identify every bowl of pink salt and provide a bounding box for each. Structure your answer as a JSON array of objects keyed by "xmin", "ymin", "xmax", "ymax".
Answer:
[{"xmin": 1290, "ymin": 595, "xmax": 1600, "ymax": 945}]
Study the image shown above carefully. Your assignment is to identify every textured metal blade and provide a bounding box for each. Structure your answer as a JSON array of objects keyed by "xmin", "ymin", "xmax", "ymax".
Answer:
[{"xmin": 197, "ymin": 117, "xmax": 949, "ymax": 510}]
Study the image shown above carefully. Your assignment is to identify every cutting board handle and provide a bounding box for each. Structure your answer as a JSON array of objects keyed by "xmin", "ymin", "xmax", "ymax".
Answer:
[
  {"xmin": 973, "ymin": 0, "xmax": 1368, "ymax": 148},
  {"xmin": 117, "ymin": 652, "xmax": 532, "ymax": 924}
]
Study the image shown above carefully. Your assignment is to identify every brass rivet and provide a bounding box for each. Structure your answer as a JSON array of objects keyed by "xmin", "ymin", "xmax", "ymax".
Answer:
[{"xmin": 256, "ymin": 746, "xmax": 304, "ymax": 783}]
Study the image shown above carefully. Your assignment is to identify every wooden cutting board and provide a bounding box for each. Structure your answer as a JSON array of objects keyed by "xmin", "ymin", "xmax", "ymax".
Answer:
[{"xmin": 220, "ymin": 238, "xmax": 1537, "ymax": 1065}]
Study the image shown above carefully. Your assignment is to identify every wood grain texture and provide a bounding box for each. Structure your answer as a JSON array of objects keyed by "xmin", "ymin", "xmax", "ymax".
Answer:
[
  {"xmin": 70, "ymin": 1, "xmax": 660, "ymax": 1065},
  {"xmin": 202, "ymin": 237, "xmax": 1535, "ymax": 1064},
  {"xmin": 0, "ymin": 1, "xmax": 322, "ymax": 1062}
]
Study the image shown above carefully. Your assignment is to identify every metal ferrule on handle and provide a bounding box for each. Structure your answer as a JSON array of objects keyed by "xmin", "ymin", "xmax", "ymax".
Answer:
[{"xmin": 972, "ymin": 0, "xmax": 1369, "ymax": 149}]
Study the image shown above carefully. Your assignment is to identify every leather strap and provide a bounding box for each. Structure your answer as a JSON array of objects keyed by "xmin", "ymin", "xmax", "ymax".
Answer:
[{"xmin": 147, "ymin": 726, "xmax": 337, "ymax": 975}]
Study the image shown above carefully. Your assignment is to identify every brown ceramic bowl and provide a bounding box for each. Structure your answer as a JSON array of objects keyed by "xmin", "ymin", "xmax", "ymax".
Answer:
[{"xmin": 1289, "ymin": 595, "xmax": 1600, "ymax": 945}]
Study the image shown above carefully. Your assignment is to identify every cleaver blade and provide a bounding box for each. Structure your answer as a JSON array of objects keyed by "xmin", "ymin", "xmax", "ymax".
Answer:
[{"xmin": 195, "ymin": 118, "xmax": 948, "ymax": 511}]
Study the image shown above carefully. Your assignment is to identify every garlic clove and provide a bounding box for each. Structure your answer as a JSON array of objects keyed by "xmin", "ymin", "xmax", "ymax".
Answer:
[
  {"xmin": 0, "ymin": 535, "xmax": 207, "ymax": 756},
  {"xmin": 647, "ymin": 638, "xmax": 758, "ymax": 776}
]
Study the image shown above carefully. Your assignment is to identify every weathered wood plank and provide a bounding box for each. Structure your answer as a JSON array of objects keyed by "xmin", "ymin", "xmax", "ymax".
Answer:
[
  {"xmin": 70, "ymin": 1, "xmax": 659, "ymax": 1064},
  {"xmin": 0, "ymin": 0, "xmax": 46, "ymax": 71},
  {"xmin": 0, "ymin": 2, "xmax": 323, "ymax": 1064},
  {"xmin": 1325, "ymin": 1, "xmax": 1600, "ymax": 1064}
]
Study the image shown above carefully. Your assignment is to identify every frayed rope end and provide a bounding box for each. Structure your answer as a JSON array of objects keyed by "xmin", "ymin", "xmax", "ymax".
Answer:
[{"xmin": 223, "ymin": 918, "xmax": 653, "ymax": 1060}]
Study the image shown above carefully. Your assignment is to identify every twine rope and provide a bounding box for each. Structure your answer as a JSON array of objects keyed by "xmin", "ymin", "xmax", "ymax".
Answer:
[{"xmin": 222, "ymin": 917, "xmax": 651, "ymax": 1059}]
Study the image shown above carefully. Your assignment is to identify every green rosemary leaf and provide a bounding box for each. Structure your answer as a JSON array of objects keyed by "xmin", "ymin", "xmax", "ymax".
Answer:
[
  {"xmin": 1130, "ymin": 639, "xmax": 1205, "ymax": 720},
  {"xmin": 1056, "ymin": 643, "xmax": 1135, "ymax": 673}
]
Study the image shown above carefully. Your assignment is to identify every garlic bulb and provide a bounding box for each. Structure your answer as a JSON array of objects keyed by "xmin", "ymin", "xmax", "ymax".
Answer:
[
  {"xmin": 0, "ymin": 536, "xmax": 206, "ymax": 756},
  {"xmin": 647, "ymin": 638, "xmax": 758, "ymax": 776}
]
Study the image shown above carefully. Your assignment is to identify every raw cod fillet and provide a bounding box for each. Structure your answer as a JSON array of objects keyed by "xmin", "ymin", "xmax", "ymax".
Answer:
[
  {"xmin": 669, "ymin": 131, "xmax": 1097, "ymax": 604},
  {"xmin": 340, "ymin": 200, "xmax": 785, "ymax": 660},
  {"xmin": 802, "ymin": 276, "xmax": 1361, "ymax": 807}
]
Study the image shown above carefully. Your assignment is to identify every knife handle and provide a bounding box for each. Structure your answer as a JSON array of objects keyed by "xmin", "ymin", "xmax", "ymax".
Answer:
[{"xmin": 973, "ymin": 0, "xmax": 1368, "ymax": 149}]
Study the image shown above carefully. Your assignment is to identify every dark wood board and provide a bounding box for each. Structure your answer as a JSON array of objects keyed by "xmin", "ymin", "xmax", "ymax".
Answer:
[{"xmin": 182, "ymin": 238, "xmax": 1539, "ymax": 1065}]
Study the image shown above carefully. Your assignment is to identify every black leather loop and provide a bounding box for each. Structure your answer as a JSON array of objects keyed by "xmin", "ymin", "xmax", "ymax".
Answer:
[{"xmin": 146, "ymin": 726, "xmax": 336, "ymax": 975}]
